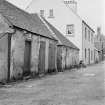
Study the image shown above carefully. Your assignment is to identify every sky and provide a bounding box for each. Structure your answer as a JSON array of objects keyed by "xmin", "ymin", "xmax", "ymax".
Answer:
[{"xmin": 7, "ymin": 0, "xmax": 105, "ymax": 34}]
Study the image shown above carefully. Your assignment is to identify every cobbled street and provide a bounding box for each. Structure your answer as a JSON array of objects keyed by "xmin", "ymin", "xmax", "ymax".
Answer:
[{"xmin": 0, "ymin": 61, "xmax": 105, "ymax": 105}]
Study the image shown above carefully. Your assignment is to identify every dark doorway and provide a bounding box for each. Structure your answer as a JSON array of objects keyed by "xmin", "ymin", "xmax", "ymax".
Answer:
[
  {"xmin": 38, "ymin": 41, "xmax": 46, "ymax": 74},
  {"xmin": 48, "ymin": 43, "xmax": 56, "ymax": 72},
  {"xmin": 57, "ymin": 46, "xmax": 62, "ymax": 71},
  {"xmin": 24, "ymin": 41, "xmax": 31, "ymax": 76}
]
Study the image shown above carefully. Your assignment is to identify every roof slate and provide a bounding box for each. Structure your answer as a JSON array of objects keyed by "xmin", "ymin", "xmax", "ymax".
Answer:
[
  {"xmin": 42, "ymin": 18, "xmax": 79, "ymax": 50},
  {"xmin": 0, "ymin": 0, "xmax": 56, "ymax": 40}
]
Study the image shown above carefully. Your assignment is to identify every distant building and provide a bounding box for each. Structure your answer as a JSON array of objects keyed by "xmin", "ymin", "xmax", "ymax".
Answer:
[
  {"xmin": 26, "ymin": 0, "xmax": 95, "ymax": 65},
  {"xmin": 82, "ymin": 21, "xmax": 95, "ymax": 64},
  {"xmin": 94, "ymin": 27, "xmax": 105, "ymax": 61}
]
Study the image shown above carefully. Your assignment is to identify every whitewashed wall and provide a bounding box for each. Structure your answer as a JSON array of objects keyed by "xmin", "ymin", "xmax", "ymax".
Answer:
[
  {"xmin": 26, "ymin": 0, "xmax": 83, "ymax": 61},
  {"xmin": 82, "ymin": 22, "xmax": 95, "ymax": 64}
]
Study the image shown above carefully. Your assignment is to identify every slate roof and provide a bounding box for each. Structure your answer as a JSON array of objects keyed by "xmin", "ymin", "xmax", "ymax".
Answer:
[
  {"xmin": 0, "ymin": 0, "xmax": 56, "ymax": 40},
  {"xmin": 42, "ymin": 18, "xmax": 79, "ymax": 50}
]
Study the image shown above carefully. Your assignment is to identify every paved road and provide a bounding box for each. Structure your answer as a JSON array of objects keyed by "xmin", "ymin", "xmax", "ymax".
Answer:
[{"xmin": 0, "ymin": 61, "xmax": 105, "ymax": 105}]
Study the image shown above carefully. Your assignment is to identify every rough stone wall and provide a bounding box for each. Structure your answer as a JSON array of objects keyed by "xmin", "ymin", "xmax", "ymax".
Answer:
[
  {"xmin": 69, "ymin": 49, "xmax": 79, "ymax": 66},
  {"xmin": 10, "ymin": 30, "xmax": 25, "ymax": 79},
  {"xmin": 0, "ymin": 34, "xmax": 8, "ymax": 82},
  {"xmin": 57, "ymin": 46, "xmax": 79, "ymax": 71},
  {"xmin": 40, "ymin": 37, "xmax": 57, "ymax": 73},
  {"xmin": 62, "ymin": 47, "xmax": 66, "ymax": 69},
  {"xmin": 31, "ymin": 35, "xmax": 40, "ymax": 74},
  {"xmin": 0, "ymin": 14, "xmax": 10, "ymax": 33},
  {"xmin": 66, "ymin": 48, "xmax": 72, "ymax": 68},
  {"xmin": 10, "ymin": 29, "xmax": 57, "ymax": 79},
  {"xmin": 62, "ymin": 47, "xmax": 79, "ymax": 69},
  {"xmin": 10, "ymin": 30, "xmax": 40, "ymax": 79},
  {"xmin": 72, "ymin": 49, "xmax": 79, "ymax": 65},
  {"xmin": 0, "ymin": 13, "xmax": 10, "ymax": 82}
]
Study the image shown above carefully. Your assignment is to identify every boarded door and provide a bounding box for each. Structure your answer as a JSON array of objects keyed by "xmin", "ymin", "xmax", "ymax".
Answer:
[
  {"xmin": 24, "ymin": 41, "xmax": 31, "ymax": 76},
  {"xmin": 38, "ymin": 41, "xmax": 46, "ymax": 74},
  {"xmin": 48, "ymin": 43, "xmax": 56, "ymax": 72}
]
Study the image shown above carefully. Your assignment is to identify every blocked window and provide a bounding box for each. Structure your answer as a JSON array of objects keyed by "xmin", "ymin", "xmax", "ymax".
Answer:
[
  {"xmin": 85, "ymin": 27, "xmax": 87, "ymax": 39},
  {"xmin": 66, "ymin": 24, "xmax": 74, "ymax": 36},
  {"xmin": 48, "ymin": 9, "xmax": 54, "ymax": 18},
  {"xmin": 40, "ymin": 10, "xmax": 44, "ymax": 17}
]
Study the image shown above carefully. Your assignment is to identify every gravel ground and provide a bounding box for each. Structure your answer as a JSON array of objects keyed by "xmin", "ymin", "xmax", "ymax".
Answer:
[{"xmin": 0, "ymin": 61, "xmax": 105, "ymax": 105}]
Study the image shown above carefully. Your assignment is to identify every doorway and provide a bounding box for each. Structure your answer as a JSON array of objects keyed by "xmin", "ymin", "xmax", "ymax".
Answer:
[
  {"xmin": 38, "ymin": 41, "xmax": 46, "ymax": 74},
  {"xmin": 48, "ymin": 43, "xmax": 56, "ymax": 72},
  {"xmin": 24, "ymin": 41, "xmax": 31, "ymax": 76}
]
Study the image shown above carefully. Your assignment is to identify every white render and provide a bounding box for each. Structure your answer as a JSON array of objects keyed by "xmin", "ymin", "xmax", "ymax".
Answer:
[{"xmin": 26, "ymin": 0, "xmax": 95, "ymax": 64}]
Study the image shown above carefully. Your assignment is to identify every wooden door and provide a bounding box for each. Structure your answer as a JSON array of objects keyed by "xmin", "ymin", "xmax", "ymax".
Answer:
[
  {"xmin": 24, "ymin": 41, "xmax": 31, "ymax": 76},
  {"xmin": 48, "ymin": 43, "xmax": 56, "ymax": 71},
  {"xmin": 38, "ymin": 41, "xmax": 46, "ymax": 74}
]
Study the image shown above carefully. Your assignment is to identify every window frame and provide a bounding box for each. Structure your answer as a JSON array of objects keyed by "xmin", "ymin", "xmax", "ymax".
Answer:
[
  {"xmin": 48, "ymin": 9, "xmax": 54, "ymax": 18},
  {"xmin": 66, "ymin": 24, "xmax": 74, "ymax": 36},
  {"xmin": 40, "ymin": 10, "xmax": 44, "ymax": 17},
  {"xmin": 88, "ymin": 30, "xmax": 90, "ymax": 42}
]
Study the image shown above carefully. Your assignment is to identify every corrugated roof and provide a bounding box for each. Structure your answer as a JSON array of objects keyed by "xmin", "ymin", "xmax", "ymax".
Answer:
[
  {"xmin": 42, "ymin": 18, "xmax": 79, "ymax": 50},
  {"xmin": 0, "ymin": 0, "xmax": 56, "ymax": 40}
]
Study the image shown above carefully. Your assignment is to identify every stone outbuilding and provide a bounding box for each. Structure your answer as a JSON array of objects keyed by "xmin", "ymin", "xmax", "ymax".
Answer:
[
  {"xmin": 94, "ymin": 27, "xmax": 105, "ymax": 61},
  {"xmin": 41, "ymin": 18, "xmax": 79, "ymax": 71},
  {"xmin": 0, "ymin": 0, "xmax": 57, "ymax": 82}
]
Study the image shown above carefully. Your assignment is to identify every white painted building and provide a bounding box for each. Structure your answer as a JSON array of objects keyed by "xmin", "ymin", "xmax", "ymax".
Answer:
[{"xmin": 26, "ymin": 0, "xmax": 95, "ymax": 64}]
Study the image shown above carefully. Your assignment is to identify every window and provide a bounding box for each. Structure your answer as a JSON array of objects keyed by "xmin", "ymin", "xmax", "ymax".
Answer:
[
  {"xmin": 48, "ymin": 9, "xmax": 54, "ymax": 18},
  {"xmin": 85, "ymin": 27, "xmax": 87, "ymax": 39},
  {"xmin": 85, "ymin": 48, "xmax": 87, "ymax": 59},
  {"xmin": 40, "ymin": 10, "xmax": 44, "ymax": 17},
  {"xmin": 88, "ymin": 30, "xmax": 90, "ymax": 41},
  {"xmin": 66, "ymin": 24, "xmax": 74, "ymax": 36}
]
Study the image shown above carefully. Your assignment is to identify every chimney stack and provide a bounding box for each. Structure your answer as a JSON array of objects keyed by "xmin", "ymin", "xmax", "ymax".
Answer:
[{"xmin": 64, "ymin": 0, "xmax": 77, "ymax": 13}]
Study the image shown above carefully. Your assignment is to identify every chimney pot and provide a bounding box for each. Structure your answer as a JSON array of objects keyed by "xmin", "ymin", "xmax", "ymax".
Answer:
[{"xmin": 64, "ymin": 0, "xmax": 77, "ymax": 13}]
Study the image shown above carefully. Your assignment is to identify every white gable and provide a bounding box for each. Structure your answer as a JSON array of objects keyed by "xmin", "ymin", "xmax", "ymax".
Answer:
[{"xmin": 26, "ymin": 0, "xmax": 83, "ymax": 60}]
